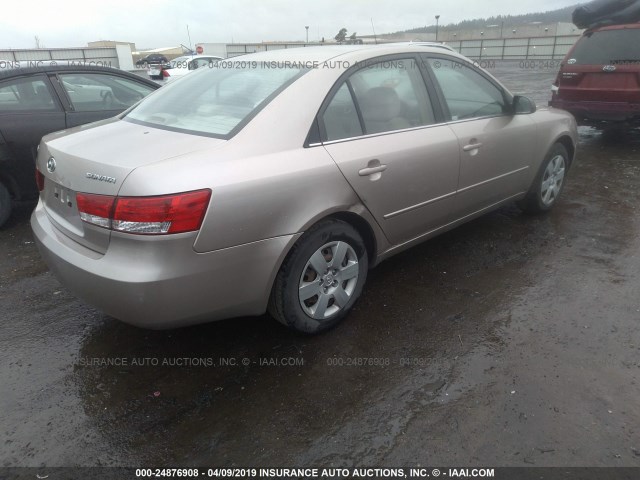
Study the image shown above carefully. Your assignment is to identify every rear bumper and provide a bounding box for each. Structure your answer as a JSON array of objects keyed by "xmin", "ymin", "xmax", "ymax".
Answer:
[
  {"xmin": 549, "ymin": 99, "xmax": 640, "ymax": 124},
  {"xmin": 31, "ymin": 201, "xmax": 299, "ymax": 329}
]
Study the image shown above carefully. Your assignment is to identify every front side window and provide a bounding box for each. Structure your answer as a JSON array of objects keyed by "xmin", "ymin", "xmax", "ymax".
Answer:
[
  {"xmin": 321, "ymin": 58, "xmax": 435, "ymax": 141},
  {"xmin": 125, "ymin": 63, "xmax": 306, "ymax": 137},
  {"xmin": 0, "ymin": 76, "xmax": 57, "ymax": 112},
  {"xmin": 59, "ymin": 73, "xmax": 155, "ymax": 112},
  {"xmin": 426, "ymin": 58, "xmax": 507, "ymax": 121}
]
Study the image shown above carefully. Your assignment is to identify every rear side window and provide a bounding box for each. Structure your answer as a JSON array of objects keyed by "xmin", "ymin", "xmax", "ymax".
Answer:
[
  {"xmin": 322, "ymin": 83, "xmax": 363, "ymax": 141},
  {"xmin": 350, "ymin": 59, "xmax": 435, "ymax": 134},
  {"xmin": 321, "ymin": 58, "xmax": 435, "ymax": 141},
  {"xmin": 568, "ymin": 29, "xmax": 640, "ymax": 65},
  {"xmin": 59, "ymin": 73, "xmax": 155, "ymax": 111},
  {"xmin": 0, "ymin": 76, "xmax": 58, "ymax": 112}
]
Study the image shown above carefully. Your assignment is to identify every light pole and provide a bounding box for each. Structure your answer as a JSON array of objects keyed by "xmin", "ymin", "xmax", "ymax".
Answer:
[
  {"xmin": 305, "ymin": 26, "xmax": 309, "ymax": 43},
  {"xmin": 435, "ymin": 15, "xmax": 440, "ymax": 42}
]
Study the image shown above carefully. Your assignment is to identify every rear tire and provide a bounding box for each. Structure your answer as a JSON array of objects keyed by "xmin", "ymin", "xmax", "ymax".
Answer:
[
  {"xmin": 518, "ymin": 143, "xmax": 569, "ymax": 214},
  {"xmin": 0, "ymin": 182, "xmax": 12, "ymax": 228},
  {"xmin": 268, "ymin": 219, "xmax": 368, "ymax": 334}
]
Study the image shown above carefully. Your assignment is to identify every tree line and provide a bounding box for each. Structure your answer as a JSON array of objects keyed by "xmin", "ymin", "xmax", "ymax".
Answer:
[{"xmin": 401, "ymin": 5, "xmax": 577, "ymax": 33}]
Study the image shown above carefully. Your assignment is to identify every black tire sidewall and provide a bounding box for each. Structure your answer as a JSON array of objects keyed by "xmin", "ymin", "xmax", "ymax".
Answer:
[
  {"xmin": 0, "ymin": 182, "xmax": 12, "ymax": 228},
  {"xmin": 278, "ymin": 221, "xmax": 368, "ymax": 334}
]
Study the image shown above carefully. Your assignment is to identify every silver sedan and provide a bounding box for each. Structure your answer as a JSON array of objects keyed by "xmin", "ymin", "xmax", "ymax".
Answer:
[{"xmin": 31, "ymin": 44, "xmax": 578, "ymax": 333}]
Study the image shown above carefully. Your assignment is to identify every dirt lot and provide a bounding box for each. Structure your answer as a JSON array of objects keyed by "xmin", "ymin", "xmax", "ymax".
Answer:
[{"xmin": 1, "ymin": 64, "xmax": 640, "ymax": 469}]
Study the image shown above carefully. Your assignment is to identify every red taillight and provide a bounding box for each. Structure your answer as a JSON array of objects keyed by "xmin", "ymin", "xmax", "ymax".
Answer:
[
  {"xmin": 35, "ymin": 168, "xmax": 45, "ymax": 192},
  {"xmin": 162, "ymin": 69, "xmax": 170, "ymax": 78},
  {"xmin": 76, "ymin": 193, "xmax": 116, "ymax": 229},
  {"xmin": 76, "ymin": 189, "xmax": 211, "ymax": 235},
  {"xmin": 113, "ymin": 190, "xmax": 211, "ymax": 234}
]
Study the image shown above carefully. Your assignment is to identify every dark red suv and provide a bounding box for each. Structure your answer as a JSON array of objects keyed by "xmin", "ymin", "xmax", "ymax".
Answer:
[{"xmin": 549, "ymin": 23, "xmax": 640, "ymax": 126}]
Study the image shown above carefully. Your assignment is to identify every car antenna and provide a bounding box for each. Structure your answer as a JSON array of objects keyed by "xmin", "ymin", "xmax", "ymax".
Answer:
[
  {"xmin": 187, "ymin": 24, "xmax": 193, "ymax": 56},
  {"xmin": 371, "ymin": 18, "xmax": 378, "ymax": 44}
]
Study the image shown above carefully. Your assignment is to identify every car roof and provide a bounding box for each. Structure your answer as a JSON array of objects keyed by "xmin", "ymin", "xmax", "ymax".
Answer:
[
  {"xmin": 225, "ymin": 43, "xmax": 465, "ymax": 64},
  {"xmin": 0, "ymin": 64, "xmax": 159, "ymax": 87},
  {"xmin": 587, "ymin": 22, "xmax": 640, "ymax": 32},
  {"xmin": 399, "ymin": 41, "xmax": 456, "ymax": 52}
]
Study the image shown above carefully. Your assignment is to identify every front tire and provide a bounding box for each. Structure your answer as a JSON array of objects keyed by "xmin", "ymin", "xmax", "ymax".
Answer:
[
  {"xmin": 518, "ymin": 143, "xmax": 569, "ymax": 213},
  {"xmin": 269, "ymin": 219, "xmax": 368, "ymax": 334},
  {"xmin": 0, "ymin": 182, "xmax": 12, "ymax": 228}
]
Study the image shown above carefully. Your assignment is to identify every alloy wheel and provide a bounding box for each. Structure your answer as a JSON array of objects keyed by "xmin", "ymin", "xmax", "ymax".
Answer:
[
  {"xmin": 541, "ymin": 154, "xmax": 566, "ymax": 207},
  {"xmin": 298, "ymin": 241, "xmax": 359, "ymax": 320}
]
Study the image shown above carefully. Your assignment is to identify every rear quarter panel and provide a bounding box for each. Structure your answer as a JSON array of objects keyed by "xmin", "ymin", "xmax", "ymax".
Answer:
[{"xmin": 117, "ymin": 65, "xmax": 390, "ymax": 255}]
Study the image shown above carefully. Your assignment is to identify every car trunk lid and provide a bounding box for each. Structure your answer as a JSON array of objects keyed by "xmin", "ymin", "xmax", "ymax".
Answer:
[
  {"xmin": 556, "ymin": 26, "xmax": 640, "ymax": 103},
  {"xmin": 37, "ymin": 119, "xmax": 224, "ymax": 254}
]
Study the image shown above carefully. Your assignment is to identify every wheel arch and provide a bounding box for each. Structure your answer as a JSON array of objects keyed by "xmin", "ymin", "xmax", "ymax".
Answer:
[
  {"xmin": 263, "ymin": 207, "xmax": 384, "ymax": 314},
  {"xmin": 554, "ymin": 134, "xmax": 576, "ymax": 168},
  {"xmin": 266, "ymin": 210, "xmax": 376, "ymax": 333},
  {"xmin": 327, "ymin": 211, "xmax": 378, "ymax": 266},
  {"xmin": 0, "ymin": 143, "xmax": 20, "ymax": 199},
  {"xmin": 295, "ymin": 205, "xmax": 386, "ymax": 267}
]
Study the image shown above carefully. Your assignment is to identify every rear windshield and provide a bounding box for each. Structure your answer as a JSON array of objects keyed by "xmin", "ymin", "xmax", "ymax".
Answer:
[
  {"xmin": 125, "ymin": 62, "xmax": 307, "ymax": 138},
  {"xmin": 569, "ymin": 29, "xmax": 640, "ymax": 65}
]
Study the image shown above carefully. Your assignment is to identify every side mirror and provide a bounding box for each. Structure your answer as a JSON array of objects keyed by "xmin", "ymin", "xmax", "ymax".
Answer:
[{"xmin": 512, "ymin": 95, "xmax": 536, "ymax": 114}]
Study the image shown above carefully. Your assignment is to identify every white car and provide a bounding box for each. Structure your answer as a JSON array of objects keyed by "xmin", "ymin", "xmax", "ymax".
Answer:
[{"xmin": 152, "ymin": 55, "xmax": 223, "ymax": 82}]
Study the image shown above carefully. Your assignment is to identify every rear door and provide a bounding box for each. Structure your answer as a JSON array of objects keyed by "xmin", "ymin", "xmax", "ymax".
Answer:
[
  {"xmin": 320, "ymin": 56, "xmax": 461, "ymax": 246},
  {"xmin": 423, "ymin": 56, "xmax": 536, "ymax": 215},
  {"xmin": 51, "ymin": 71, "xmax": 157, "ymax": 127},
  {"xmin": 0, "ymin": 74, "xmax": 65, "ymax": 197}
]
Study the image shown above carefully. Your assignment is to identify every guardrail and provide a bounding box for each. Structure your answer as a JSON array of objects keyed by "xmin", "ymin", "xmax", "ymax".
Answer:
[
  {"xmin": 0, "ymin": 36, "xmax": 582, "ymax": 69},
  {"xmin": 445, "ymin": 35, "xmax": 580, "ymax": 60},
  {"xmin": 225, "ymin": 35, "xmax": 581, "ymax": 60}
]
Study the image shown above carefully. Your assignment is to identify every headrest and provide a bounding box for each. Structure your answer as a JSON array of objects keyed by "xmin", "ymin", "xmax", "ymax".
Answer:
[{"xmin": 360, "ymin": 87, "xmax": 402, "ymax": 122}]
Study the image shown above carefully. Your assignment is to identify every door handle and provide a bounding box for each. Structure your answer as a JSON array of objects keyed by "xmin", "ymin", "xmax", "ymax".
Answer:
[
  {"xmin": 358, "ymin": 164, "xmax": 388, "ymax": 176},
  {"xmin": 463, "ymin": 142, "xmax": 483, "ymax": 152}
]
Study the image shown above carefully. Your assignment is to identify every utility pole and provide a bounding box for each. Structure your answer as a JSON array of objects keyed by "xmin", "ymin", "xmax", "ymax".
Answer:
[
  {"xmin": 435, "ymin": 15, "xmax": 440, "ymax": 42},
  {"xmin": 305, "ymin": 26, "xmax": 309, "ymax": 43}
]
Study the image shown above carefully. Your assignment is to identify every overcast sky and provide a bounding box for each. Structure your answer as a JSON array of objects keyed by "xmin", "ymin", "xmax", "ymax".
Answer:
[{"xmin": 2, "ymin": 0, "xmax": 580, "ymax": 50}]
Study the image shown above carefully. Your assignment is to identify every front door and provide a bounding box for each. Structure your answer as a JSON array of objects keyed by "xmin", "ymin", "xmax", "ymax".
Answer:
[{"xmin": 424, "ymin": 57, "xmax": 536, "ymax": 214}]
